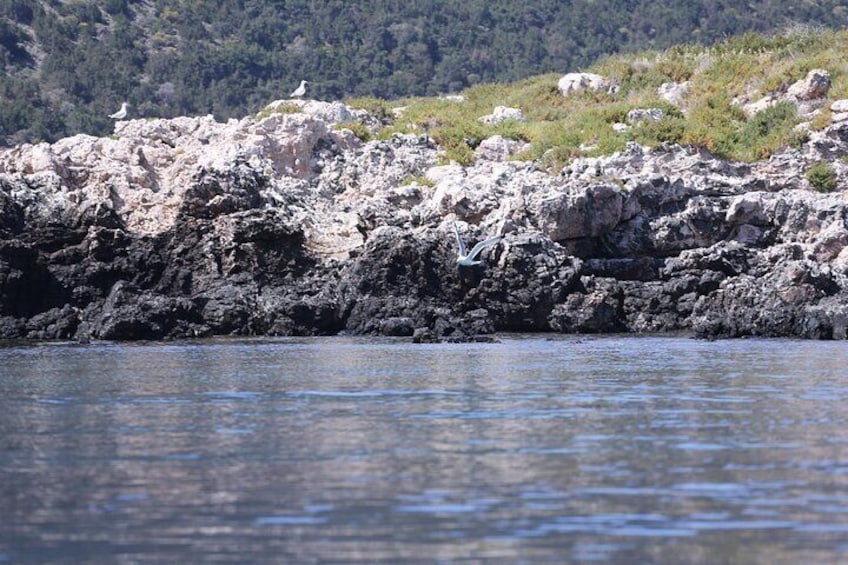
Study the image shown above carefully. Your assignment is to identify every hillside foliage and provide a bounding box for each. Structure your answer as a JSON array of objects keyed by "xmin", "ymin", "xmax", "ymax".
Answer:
[
  {"xmin": 2, "ymin": 0, "xmax": 848, "ymax": 144},
  {"xmin": 353, "ymin": 28, "xmax": 848, "ymax": 166}
]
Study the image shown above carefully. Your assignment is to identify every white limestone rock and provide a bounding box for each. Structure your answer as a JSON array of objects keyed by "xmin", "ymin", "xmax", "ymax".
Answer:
[
  {"xmin": 3, "ymin": 89, "xmax": 848, "ymax": 269},
  {"xmin": 474, "ymin": 135, "xmax": 531, "ymax": 162},
  {"xmin": 260, "ymin": 98, "xmax": 373, "ymax": 125},
  {"xmin": 657, "ymin": 81, "xmax": 691, "ymax": 109},
  {"xmin": 786, "ymin": 69, "xmax": 831, "ymax": 102},
  {"xmin": 740, "ymin": 95, "xmax": 779, "ymax": 117},
  {"xmin": 830, "ymin": 99, "xmax": 848, "ymax": 123},
  {"xmin": 479, "ymin": 106, "xmax": 526, "ymax": 125},
  {"xmin": 626, "ymin": 108, "xmax": 665, "ymax": 124},
  {"xmin": 557, "ymin": 72, "xmax": 610, "ymax": 96},
  {"xmin": 831, "ymin": 100, "xmax": 848, "ymax": 113},
  {"xmin": 741, "ymin": 69, "xmax": 831, "ymax": 118},
  {"xmin": 0, "ymin": 103, "xmax": 375, "ymax": 238},
  {"xmin": 725, "ymin": 192, "xmax": 774, "ymax": 226}
]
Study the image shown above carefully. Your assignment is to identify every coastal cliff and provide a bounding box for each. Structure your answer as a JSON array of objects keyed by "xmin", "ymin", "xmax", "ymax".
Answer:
[{"xmin": 2, "ymin": 89, "xmax": 848, "ymax": 341}]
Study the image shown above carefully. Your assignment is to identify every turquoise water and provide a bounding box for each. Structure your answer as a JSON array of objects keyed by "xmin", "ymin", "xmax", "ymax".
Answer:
[{"xmin": 1, "ymin": 335, "xmax": 847, "ymax": 563}]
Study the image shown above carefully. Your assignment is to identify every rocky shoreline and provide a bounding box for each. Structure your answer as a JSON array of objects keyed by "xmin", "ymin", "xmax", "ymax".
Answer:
[{"xmin": 2, "ymin": 98, "xmax": 848, "ymax": 342}]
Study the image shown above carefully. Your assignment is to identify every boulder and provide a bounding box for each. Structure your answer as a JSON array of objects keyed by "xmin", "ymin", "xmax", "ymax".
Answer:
[
  {"xmin": 627, "ymin": 108, "xmax": 665, "ymax": 124},
  {"xmin": 786, "ymin": 69, "xmax": 831, "ymax": 101},
  {"xmin": 479, "ymin": 106, "xmax": 526, "ymax": 124},
  {"xmin": 558, "ymin": 72, "xmax": 610, "ymax": 96},
  {"xmin": 380, "ymin": 316, "xmax": 415, "ymax": 336},
  {"xmin": 549, "ymin": 284, "xmax": 625, "ymax": 333},
  {"xmin": 831, "ymin": 99, "xmax": 848, "ymax": 123},
  {"xmin": 89, "ymin": 281, "xmax": 205, "ymax": 340},
  {"xmin": 657, "ymin": 81, "xmax": 691, "ymax": 109},
  {"xmin": 475, "ymin": 135, "xmax": 531, "ymax": 162},
  {"xmin": 742, "ymin": 69, "xmax": 831, "ymax": 117}
]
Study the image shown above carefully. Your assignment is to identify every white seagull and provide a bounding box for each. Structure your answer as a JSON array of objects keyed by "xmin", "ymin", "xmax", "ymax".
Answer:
[
  {"xmin": 453, "ymin": 224, "xmax": 503, "ymax": 267},
  {"xmin": 290, "ymin": 80, "xmax": 308, "ymax": 98},
  {"xmin": 109, "ymin": 102, "xmax": 128, "ymax": 120}
]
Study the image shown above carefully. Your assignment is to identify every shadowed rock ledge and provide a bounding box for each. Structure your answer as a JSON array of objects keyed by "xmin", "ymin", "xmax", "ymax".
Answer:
[{"xmin": 2, "ymin": 100, "xmax": 848, "ymax": 341}]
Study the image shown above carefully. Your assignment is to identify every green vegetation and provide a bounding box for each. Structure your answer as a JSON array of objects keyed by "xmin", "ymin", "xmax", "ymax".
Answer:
[
  {"xmin": 401, "ymin": 174, "xmax": 436, "ymax": 188},
  {"xmin": 3, "ymin": 0, "xmax": 848, "ymax": 145},
  {"xmin": 346, "ymin": 28, "xmax": 848, "ymax": 166},
  {"xmin": 254, "ymin": 102, "xmax": 302, "ymax": 121},
  {"xmin": 334, "ymin": 120, "xmax": 373, "ymax": 142},
  {"xmin": 806, "ymin": 161, "xmax": 838, "ymax": 192}
]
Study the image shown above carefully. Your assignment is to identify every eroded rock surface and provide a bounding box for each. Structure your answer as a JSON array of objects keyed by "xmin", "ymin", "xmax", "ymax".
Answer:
[{"xmin": 3, "ymin": 99, "xmax": 848, "ymax": 341}]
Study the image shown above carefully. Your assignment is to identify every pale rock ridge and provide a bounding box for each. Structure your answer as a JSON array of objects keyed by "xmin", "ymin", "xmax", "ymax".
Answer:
[{"xmin": 0, "ymin": 102, "xmax": 372, "ymax": 238}]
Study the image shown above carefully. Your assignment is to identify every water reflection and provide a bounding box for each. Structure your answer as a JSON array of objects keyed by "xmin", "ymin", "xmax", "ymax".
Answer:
[{"xmin": 1, "ymin": 336, "xmax": 848, "ymax": 562}]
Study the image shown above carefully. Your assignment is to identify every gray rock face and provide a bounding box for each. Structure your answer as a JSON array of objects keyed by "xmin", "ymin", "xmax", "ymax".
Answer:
[
  {"xmin": 2, "ymin": 98, "xmax": 848, "ymax": 341},
  {"xmin": 530, "ymin": 183, "xmax": 624, "ymax": 241}
]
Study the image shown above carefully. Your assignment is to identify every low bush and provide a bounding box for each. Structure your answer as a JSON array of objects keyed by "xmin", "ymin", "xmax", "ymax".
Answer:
[
  {"xmin": 806, "ymin": 161, "xmax": 838, "ymax": 192},
  {"xmin": 346, "ymin": 28, "xmax": 848, "ymax": 169}
]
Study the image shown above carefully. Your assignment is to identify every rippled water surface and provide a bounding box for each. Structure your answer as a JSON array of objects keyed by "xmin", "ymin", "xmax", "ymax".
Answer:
[{"xmin": 2, "ymin": 335, "xmax": 848, "ymax": 563}]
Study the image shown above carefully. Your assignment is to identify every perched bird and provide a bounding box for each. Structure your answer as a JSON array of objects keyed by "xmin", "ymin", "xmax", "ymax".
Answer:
[
  {"xmin": 109, "ymin": 102, "xmax": 128, "ymax": 120},
  {"xmin": 453, "ymin": 224, "xmax": 503, "ymax": 267},
  {"xmin": 290, "ymin": 80, "xmax": 308, "ymax": 98}
]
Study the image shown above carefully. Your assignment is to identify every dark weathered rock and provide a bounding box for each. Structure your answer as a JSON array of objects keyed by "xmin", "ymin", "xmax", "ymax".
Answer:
[
  {"xmin": 25, "ymin": 304, "xmax": 81, "ymax": 340},
  {"xmin": 549, "ymin": 278, "xmax": 626, "ymax": 333},
  {"xmin": 476, "ymin": 234, "xmax": 582, "ymax": 331},
  {"xmin": 690, "ymin": 257, "xmax": 844, "ymax": 339},
  {"xmin": 380, "ymin": 316, "xmax": 415, "ymax": 336},
  {"xmin": 88, "ymin": 281, "xmax": 205, "ymax": 340}
]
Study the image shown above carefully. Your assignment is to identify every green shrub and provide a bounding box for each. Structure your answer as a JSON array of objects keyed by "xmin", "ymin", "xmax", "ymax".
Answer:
[
  {"xmin": 350, "ymin": 29, "xmax": 848, "ymax": 167},
  {"xmin": 345, "ymin": 96, "xmax": 395, "ymax": 123},
  {"xmin": 680, "ymin": 95, "xmax": 798, "ymax": 160},
  {"xmin": 401, "ymin": 174, "xmax": 435, "ymax": 188},
  {"xmin": 732, "ymin": 102, "xmax": 798, "ymax": 160},
  {"xmin": 633, "ymin": 116, "xmax": 687, "ymax": 146},
  {"xmin": 255, "ymin": 102, "xmax": 301, "ymax": 121},
  {"xmin": 681, "ymin": 94, "xmax": 745, "ymax": 155},
  {"xmin": 335, "ymin": 120, "xmax": 373, "ymax": 141},
  {"xmin": 806, "ymin": 161, "xmax": 838, "ymax": 192}
]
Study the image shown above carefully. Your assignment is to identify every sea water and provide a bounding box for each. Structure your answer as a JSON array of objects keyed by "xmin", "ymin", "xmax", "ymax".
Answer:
[{"xmin": 1, "ymin": 335, "xmax": 847, "ymax": 563}]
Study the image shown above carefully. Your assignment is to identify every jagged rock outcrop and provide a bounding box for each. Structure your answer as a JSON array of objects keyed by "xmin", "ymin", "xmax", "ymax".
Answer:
[{"xmin": 2, "ymin": 98, "xmax": 848, "ymax": 341}]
